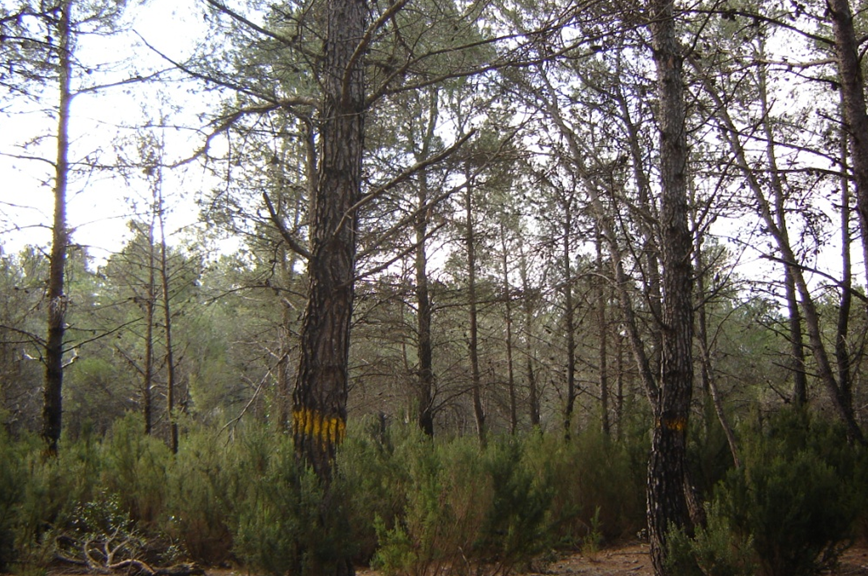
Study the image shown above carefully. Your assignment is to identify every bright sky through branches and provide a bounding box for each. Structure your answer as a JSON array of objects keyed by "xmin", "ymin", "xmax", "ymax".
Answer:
[{"xmin": 0, "ymin": 0, "xmax": 211, "ymax": 263}]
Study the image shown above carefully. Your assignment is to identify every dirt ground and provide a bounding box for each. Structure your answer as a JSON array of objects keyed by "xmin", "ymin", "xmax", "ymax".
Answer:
[
  {"xmin": 361, "ymin": 540, "xmax": 868, "ymax": 576},
  {"xmin": 29, "ymin": 541, "xmax": 868, "ymax": 576}
]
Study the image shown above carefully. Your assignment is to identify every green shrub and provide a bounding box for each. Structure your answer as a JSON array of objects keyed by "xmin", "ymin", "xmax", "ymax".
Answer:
[
  {"xmin": 372, "ymin": 433, "xmax": 555, "ymax": 576},
  {"xmin": 476, "ymin": 437, "xmax": 553, "ymax": 571},
  {"xmin": 100, "ymin": 414, "xmax": 173, "ymax": 527},
  {"xmin": 665, "ymin": 501, "xmax": 757, "ymax": 576},
  {"xmin": 0, "ymin": 431, "xmax": 24, "ymax": 571},
  {"xmin": 163, "ymin": 426, "xmax": 239, "ymax": 564},
  {"xmin": 521, "ymin": 430, "xmax": 644, "ymax": 546},
  {"xmin": 712, "ymin": 409, "xmax": 857, "ymax": 576},
  {"xmin": 338, "ymin": 419, "xmax": 410, "ymax": 562},
  {"xmin": 232, "ymin": 433, "xmax": 354, "ymax": 576}
]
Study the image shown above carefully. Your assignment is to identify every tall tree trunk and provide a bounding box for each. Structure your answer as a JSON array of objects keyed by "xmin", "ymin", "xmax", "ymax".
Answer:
[
  {"xmin": 291, "ymin": 0, "xmax": 365, "ymax": 490},
  {"xmin": 464, "ymin": 178, "xmax": 485, "ymax": 444},
  {"xmin": 595, "ymin": 224, "xmax": 610, "ymax": 436},
  {"xmin": 562, "ymin": 213, "xmax": 577, "ymax": 441},
  {"xmin": 500, "ymin": 221, "xmax": 518, "ymax": 435},
  {"xmin": 691, "ymin": 49, "xmax": 866, "ymax": 444},
  {"xmin": 415, "ymin": 179, "xmax": 435, "ymax": 436},
  {"xmin": 157, "ymin": 195, "xmax": 178, "ymax": 454},
  {"xmin": 692, "ymin": 217, "xmax": 740, "ymax": 468},
  {"xmin": 42, "ymin": 0, "xmax": 72, "ymax": 455},
  {"xmin": 519, "ymin": 246, "xmax": 540, "ymax": 428},
  {"xmin": 836, "ymin": 116, "xmax": 854, "ymax": 418},
  {"xmin": 828, "ymin": 0, "xmax": 868, "ymax": 277},
  {"xmin": 756, "ymin": 49, "xmax": 808, "ymax": 406},
  {"xmin": 414, "ymin": 90, "xmax": 438, "ymax": 437},
  {"xmin": 647, "ymin": 0, "xmax": 695, "ymax": 572},
  {"xmin": 143, "ymin": 208, "xmax": 156, "ymax": 436}
]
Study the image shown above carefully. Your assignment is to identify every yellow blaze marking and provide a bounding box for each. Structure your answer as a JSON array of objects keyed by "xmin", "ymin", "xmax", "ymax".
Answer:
[
  {"xmin": 293, "ymin": 408, "xmax": 346, "ymax": 447},
  {"xmin": 658, "ymin": 417, "xmax": 687, "ymax": 432}
]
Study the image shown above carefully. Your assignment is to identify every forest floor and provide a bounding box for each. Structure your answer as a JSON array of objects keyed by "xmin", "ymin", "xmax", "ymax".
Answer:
[{"xmin": 25, "ymin": 540, "xmax": 868, "ymax": 576}]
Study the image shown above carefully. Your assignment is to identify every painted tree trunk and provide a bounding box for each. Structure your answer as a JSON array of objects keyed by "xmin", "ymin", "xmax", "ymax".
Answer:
[
  {"xmin": 647, "ymin": 0, "xmax": 695, "ymax": 572},
  {"xmin": 292, "ymin": 0, "xmax": 365, "ymax": 486}
]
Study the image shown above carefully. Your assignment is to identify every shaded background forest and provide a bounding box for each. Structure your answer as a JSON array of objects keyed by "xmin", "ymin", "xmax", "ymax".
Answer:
[{"xmin": 2, "ymin": 0, "xmax": 868, "ymax": 575}]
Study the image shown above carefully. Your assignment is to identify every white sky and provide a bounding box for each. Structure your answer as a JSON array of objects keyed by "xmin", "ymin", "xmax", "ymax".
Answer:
[{"xmin": 0, "ymin": 0, "xmax": 213, "ymax": 264}]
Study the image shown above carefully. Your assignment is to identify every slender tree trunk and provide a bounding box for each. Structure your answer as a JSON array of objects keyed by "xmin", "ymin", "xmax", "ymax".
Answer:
[
  {"xmin": 157, "ymin": 196, "xmax": 178, "ymax": 454},
  {"xmin": 500, "ymin": 221, "xmax": 518, "ymax": 434},
  {"xmin": 414, "ymin": 90, "xmax": 438, "ymax": 437},
  {"xmin": 415, "ymin": 180, "xmax": 435, "ymax": 436},
  {"xmin": 828, "ymin": 0, "xmax": 868, "ymax": 274},
  {"xmin": 837, "ymin": 117, "xmax": 854, "ymax": 417},
  {"xmin": 756, "ymin": 50, "xmax": 808, "ymax": 405},
  {"xmin": 562, "ymin": 214, "xmax": 577, "ymax": 441},
  {"xmin": 292, "ymin": 0, "xmax": 365, "ymax": 493},
  {"xmin": 692, "ymin": 221, "xmax": 740, "ymax": 468},
  {"xmin": 595, "ymin": 224, "xmax": 610, "ymax": 436},
  {"xmin": 694, "ymin": 51, "xmax": 865, "ymax": 444},
  {"xmin": 519, "ymin": 247, "xmax": 540, "ymax": 428},
  {"xmin": 464, "ymin": 179, "xmax": 485, "ymax": 444},
  {"xmin": 647, "ymin": 0, "xmax": 695, "ymax": 571},
  {"xmin": 143, "ymin": 211, "xmax": 156, "ymax": 436},
  {"xmin": 42, "ymin": 0, "xmax": 72, "ymax": 455}
]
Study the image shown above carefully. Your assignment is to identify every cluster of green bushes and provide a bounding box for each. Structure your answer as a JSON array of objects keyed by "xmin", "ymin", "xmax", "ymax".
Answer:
[
  {"xmin": 670, "ymin": 409, "xmax": 868, "ymax": 576},
  {"xmin": 0, "ymin": 416, "xmax": 646, "ymax": 576},
  {"xmin": 1, "ymin": 409, "xmax": 866, "ymax": 576}
]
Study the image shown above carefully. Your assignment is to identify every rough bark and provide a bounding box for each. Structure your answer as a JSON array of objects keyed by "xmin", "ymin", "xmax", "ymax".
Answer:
[
  {"xmin": 413, "ymin": 91, "xmax": 438, "ymax": 437},
  {"xmin": 292, "ymin": 0, "xmax": 366, "ymax": 490},
  {"xmin": 42, "ymin": 0, "xmax": 72, "ymax": 455},
  {"xmin": 647, "ymin": 0, "xmax": 695, "ymax": 572}
]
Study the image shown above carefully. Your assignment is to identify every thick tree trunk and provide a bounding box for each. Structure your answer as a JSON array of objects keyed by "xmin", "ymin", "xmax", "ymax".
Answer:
[
  {"xmin": 647, "ymin": 0, "xmax": 695, "ymax": 572},
  {"xmin": 292, "ymin": 0, "xmax": 365, "ymax": 490},
  {"xmin": 42, "ymin": 0, "xmax": 72, "ymax": 455}
]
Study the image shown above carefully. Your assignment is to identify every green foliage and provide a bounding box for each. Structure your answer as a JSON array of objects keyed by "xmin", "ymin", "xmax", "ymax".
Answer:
[
  {"xmin": 163, "ymin": 427, "xmax": 239, "ymax": 564},
  {"xmin": 338, "ymin": 418, "xmax": 411, "ymax": 562},
  {"xmin": 476, "ymin": 437, "xmax": 553, "ymax": 570},
  {"xmin": 664, "ymin": 501, "xmax": 757, "ymax": 576},
  {"xmin": 709, "ymin": 409, "xmax": 859, "ymax": 576},
  {"xmin": 0, "ymin": 431, "xmax": 24, "ymax": 571},
  {"xmin": 521, "ymin": 430, "xmax": 645, "ymax": 546},
  {"xmin": 100, "ymin": 413, "xmax": 172, "ymax": 526},
  {"xmin": 232, "ymin": 431, "xmax": 354, "ymax": 576}
]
